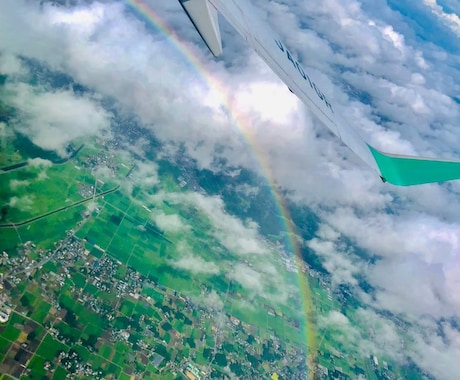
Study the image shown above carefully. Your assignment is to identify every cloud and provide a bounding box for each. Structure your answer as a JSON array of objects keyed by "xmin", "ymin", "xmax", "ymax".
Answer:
[
  {"xmin": 165, "ymin": 192, "xmax": 268, "ymax": 256},
  {"xmin": 27, "ymin": 158, "xmax": 53, "ymax": 168},
  {"xmin": 0, "ymin": 123, "xmax": 7, "ymax": 141},
  {"xmin": 196, "ymin": 290, "xmax": 224, "ymax": 311},
  {"xmin": 129, "ymin": 161, "xmax": 159, "ymax": 188},
  {"xmin": 234, "ymin": 183, "xmax": 260, "ymax": 197},
  {"xmin": 354, "ymin": 308, "xmax": 405, "ymax": 360},
  {"xmin": 317, "ymin": 311, "xmax": 362, "ymax": 351},
  {"xmin": 8, "ymin": 195, "xmax": 33, "ymax": 211},
  {"xmin": 171, "ymin": 254, "xmax": 220, "ymax": 275},
  {"xmin": 318, "ymin": 309, "xmax": 405, "ymax": 361},
  {"xmin": 153, "ymin": 211, "xmax": 188, "ymax": 234},
  {"xmin": 9, "ymin": 179, "xmax": 29, "ymax": 190},
  {"xmin": 2, "ymin": 0, "xmax": 460, "ymax": 378},
  {"xmin": 409, "ymin": 321, "xmax": 460, "ymax": 380},
  {"xmin": 306, "ymin": 209, "xmax": 460, "ymax": 335},
  {"xmin": 228, "ymin": 264, "xmax": 264, "ymax": 294},
  {"xmin": 25, "ymin": 158, "xmax": 53, "ymax": 182},
  {"xmin": 368, "ymin": 255, "xmax": 460, "ymax": 319},
  {"xmin": 151, "ymin": 191, "xmax": 294, "ymax": 303},
  {"xmin": 170, "ymin": 242, "xmax": 220, "ymax": 275},
  {"xmin": 6, "ymin": 82, "xmax": 111, "ymax": 157},
  {"xmin": 0, "ymin": 54, "xmax": 26, "ymax": 76},
  {"xmin": 423, "ymin": 0, "xmax": 460, "ymax": 37},
  {"xmin": 307, "ymin": 237, "xmax": 362, "ymax": 287},
  {"xmin": 92, "ymin": 166, "xmax": 115, "ymax": 181}
]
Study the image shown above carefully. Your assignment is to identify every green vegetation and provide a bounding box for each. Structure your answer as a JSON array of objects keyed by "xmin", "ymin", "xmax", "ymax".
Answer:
[
  {"xmin": 36, "ymin": 334, "xmax": 68, "ymax": 359},
  {"xmin": 0, "ymin": 132, "xmax": 424, "ymax": 380}
]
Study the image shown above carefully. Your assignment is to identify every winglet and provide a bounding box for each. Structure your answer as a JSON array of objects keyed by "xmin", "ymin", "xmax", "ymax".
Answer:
[
  {"xmin": 368, "ymin": 145, "xmax": 460, "ymax": 186},
  {"xmin": 179, "ymin": 0, "xmax": 223, "ymax": 57},
  {"xmin": 179, "ymin": 0, "xmax": 460, "ymax": 186}
]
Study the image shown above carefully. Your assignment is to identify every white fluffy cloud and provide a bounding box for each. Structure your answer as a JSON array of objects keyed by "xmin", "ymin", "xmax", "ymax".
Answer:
[
  {"xmin": 228, "ymin": 263, "xmax": 264, "ymax": 293},
  {"xmin": 9, "ymin": 180, "xmax": 29, "ymax": 190},
  {"xmin": 424, "ymin": 0, "xmax": 460, "ymax": 37},
  {"xmin": 401, "ymin": 319, "xmax": 460, "ymax": 380},
  {"xmin": 307, "ymin": 237, "xmax": 363, "ymax": 287},
  {"xmin": 5, "ymin": 83, "xmax": 111, "ymax": 157},
  {"xmin": 0, "ymin": 54, "xmax": 26, "ymax": 76},
  {"xmin": 318, "ymin": 308, "xmax": 406, "ymax": 361},
  {"xmin": 8, "ymin": 195, "xmax": 34, "ymax": 211},
  {"xmin": 198, "ymin": 290, "xmax": 224, "ymax": 311},
  {"xmin": 27, "ymin": 158, "xmax": 53, "ymax": 168},
  {"xmin": 165, "ymin": 192, "xmax": 268, "ymax": 256},
  {"xmin": 170, "ymin": 241, "xmax": 220, "ymax": 276},
  {"xmin": 153, "ymin": 211, "xmax": 188, "ymax": 234},
  {"xmin": 129, "ymin": 161, "xmax": 159, "ymax": 188},
  {"xmin": 171, "ymin": 254, "xmax": 220, "ymax": 275}
]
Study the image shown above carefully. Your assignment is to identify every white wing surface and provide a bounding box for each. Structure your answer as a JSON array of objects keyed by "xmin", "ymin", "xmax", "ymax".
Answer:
[{"xmin": 179, "ymin": 0, "xmax": 460, "ymax": 186}]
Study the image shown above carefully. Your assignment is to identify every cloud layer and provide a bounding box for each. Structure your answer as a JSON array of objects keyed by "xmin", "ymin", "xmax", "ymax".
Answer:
[{"xmin": 1, "ymin": 0, "xmax": 460, "ymax": 378}]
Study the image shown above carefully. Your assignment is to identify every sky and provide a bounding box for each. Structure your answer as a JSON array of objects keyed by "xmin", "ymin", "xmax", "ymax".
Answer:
[{"xmin": 1, "ymin": 0, "xmax": 460, "ymax": 378}]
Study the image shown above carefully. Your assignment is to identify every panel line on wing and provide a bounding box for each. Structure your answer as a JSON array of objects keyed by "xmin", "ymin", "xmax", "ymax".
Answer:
[{"xmin": 183, "ymin": 0, "xmax": 460, "ymax": 186}]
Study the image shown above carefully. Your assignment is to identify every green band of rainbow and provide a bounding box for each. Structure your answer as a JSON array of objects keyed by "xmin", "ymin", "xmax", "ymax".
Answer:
[{"xmin": 368, "ymin": 145, "xmax": 460, "ymax": 186}]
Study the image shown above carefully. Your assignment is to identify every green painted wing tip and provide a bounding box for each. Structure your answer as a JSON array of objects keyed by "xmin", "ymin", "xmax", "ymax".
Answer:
[{"xmin": 367, "ymin": 145, "xmax": 460, "ymax": 186}]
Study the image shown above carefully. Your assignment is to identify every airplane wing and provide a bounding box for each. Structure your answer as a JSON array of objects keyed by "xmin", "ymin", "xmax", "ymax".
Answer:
[{"xmin": 179, "ymin": 0, "xmax": 460, "ymax": 186}]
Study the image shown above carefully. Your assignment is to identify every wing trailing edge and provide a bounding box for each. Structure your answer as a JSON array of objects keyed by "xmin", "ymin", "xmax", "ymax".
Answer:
[
  {"xmin": 179, "ymin": 0, "xmax": 222, "ymax": 57},
  {"xmin": 179, "ymin": 0, "xmax": 460, "ymax": 186}
]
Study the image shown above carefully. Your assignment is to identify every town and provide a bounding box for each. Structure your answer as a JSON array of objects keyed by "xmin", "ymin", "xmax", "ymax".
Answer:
[
  {"xmin": 0, "ymin": 119, "xmax": 424, "ymax": 380},
  {"xmin": 0, "ymin": 233, "xmax": 307, "ymax": 379}
]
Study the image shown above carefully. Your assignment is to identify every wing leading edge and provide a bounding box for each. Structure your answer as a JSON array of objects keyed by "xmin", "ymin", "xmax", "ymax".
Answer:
[{"xmin": 179, "ymin": 0, "xmax": 460, "ymax": 186}]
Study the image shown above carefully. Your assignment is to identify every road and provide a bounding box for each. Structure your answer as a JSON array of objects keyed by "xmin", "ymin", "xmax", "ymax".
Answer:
[{"xmin": 0, "ymin": 185, "xmax": 120, "ymax": 229}]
